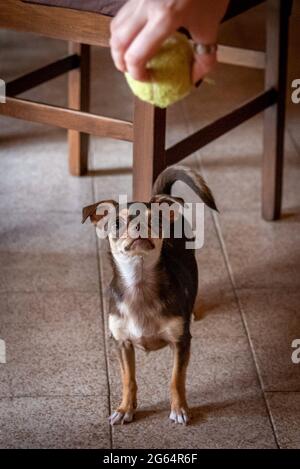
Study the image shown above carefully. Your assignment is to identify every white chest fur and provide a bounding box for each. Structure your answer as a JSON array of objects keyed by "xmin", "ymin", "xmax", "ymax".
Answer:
[
  {"xmin": 108, "ymin": 251, "xmax": 183, "ymax": 349},
  {"xmin": 108, "ymin": 309, "xmax": 183, "ymax": 350},
  {"xmin": 112, "ymin": 250, "xmax": 160, "ymax": 289}
]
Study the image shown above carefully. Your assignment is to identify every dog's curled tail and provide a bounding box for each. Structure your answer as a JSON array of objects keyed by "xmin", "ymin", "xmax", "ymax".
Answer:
[{"xmin": 152, "ymin": 165, "xmax": 218, "ymax": 212}]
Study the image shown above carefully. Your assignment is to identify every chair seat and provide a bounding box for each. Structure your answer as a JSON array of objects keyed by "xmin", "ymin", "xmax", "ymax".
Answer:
[
  {"xmin": 23, "ymin": 0, "xmax": 270, "ymax": 20},
  {"xmin": 23, "ymin": 0, "xmax": 127, "ymax": 17}
]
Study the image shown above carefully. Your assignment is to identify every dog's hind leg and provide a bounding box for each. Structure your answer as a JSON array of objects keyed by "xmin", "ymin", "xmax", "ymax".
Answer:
[
  {"xmin": 109, "ymin": 341, "xmax": 138, "ymax": 425},
  {"xmin": 169, "ymin": 335, "xmax": 191, "ymax": 425}
]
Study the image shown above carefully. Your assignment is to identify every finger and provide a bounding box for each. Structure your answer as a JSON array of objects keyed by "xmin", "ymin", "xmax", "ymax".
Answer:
[
  {"xmin": 188, "ymin": 21, "xmax": 218, "ymax": 85},
  {"xmin": 124, "ymin": 17, "xmax": 175, "ymax": 81},
  {"xmin": 110, "ymin": 1, "xmax": 146, "ymax": 72},
  {"xmin": 110, "ymin": 0, "xmax": 136, "ymax": 32},
  {"xmin": 110, "ymin": 18, "xmax": 146, "ymax": 72}
]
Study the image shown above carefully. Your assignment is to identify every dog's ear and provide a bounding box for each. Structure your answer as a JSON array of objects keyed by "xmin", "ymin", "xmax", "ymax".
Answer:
[
  {"xmin": 149, "ymin": 194, "xmax": 184, "ymax": 222},
  {"xmin": 82, "ymin": 200, "xmax": 118, "ymax": 225}
]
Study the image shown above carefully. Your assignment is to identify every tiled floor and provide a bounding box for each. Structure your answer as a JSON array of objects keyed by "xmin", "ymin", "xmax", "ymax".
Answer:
[{"xmin": 0, "ymin": 4, "xmax": 299, "ymax": 449}]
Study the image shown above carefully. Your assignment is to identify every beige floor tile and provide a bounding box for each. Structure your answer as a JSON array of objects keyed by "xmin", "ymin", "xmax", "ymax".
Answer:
[
  {"xmin": 218, "ymin": 210, "xmax": 300, "ymax": 289},
  {"xmin": 0, "ymin": 395, "xmax": 110, "ymax": 449},
  {"xmin": 0, "ymin": 30, "xmax": 66, "ymax": 82},
  {"xmin": 0, "ymin": 122, "xmax": 93, "ymax": 213},
  {"xmin": 110, "ymin": 388, "xmax": 276, "ymax": 449},
  {"xmin": 266, "ymin": 392, "xmax": 300, "ymax": 449},
  {"xmin": 91, "ymin": 47, "xmax": 133, "ymax": 122},
  {"xmin": 0, "ymin": 367, "xmax": 10, "ymax": 399},
  {"xmin": 0, "ymin": 209, "xmax": 99, "ymax": 293},
  {"xmin": 91, "ymin": 139, "xmax": 132, "ymax": 202},
  {"xmin": 0, "ymin": 292, "xmax": 108, "ymax": 397},
  {"xmin": 238, "ymin": 289, "xmax": 300, "ymax": 391}
]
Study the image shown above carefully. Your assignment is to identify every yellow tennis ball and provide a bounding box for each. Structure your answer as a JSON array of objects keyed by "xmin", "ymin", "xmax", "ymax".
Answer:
[{"xmin": 125, "ymin": 32, "xmax": 194, "ymax": 108}]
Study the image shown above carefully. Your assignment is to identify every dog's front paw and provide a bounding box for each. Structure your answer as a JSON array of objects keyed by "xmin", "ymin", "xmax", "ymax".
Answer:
[
  {"xmin": 169, "ymin": 405, "xmax": 190, "ymax": 425},
  {"xmin": 109, "ymin": 407, "xmax": 135, "ymax": 425}
]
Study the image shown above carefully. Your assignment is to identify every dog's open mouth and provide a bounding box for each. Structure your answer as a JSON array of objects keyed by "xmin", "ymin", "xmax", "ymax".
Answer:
[{"xmin": 125, "ymin": 237, "xmax": 155, "ymax": 251}]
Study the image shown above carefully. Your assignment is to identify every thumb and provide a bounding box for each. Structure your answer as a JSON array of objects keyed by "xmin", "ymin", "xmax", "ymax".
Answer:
[
  {"xmin": 188, "ymin": 23, "xmax": 218, "ymax": 85},
  {"xmin": 191, "ymin": 50, "xmax": 217, "ymax": 84}
]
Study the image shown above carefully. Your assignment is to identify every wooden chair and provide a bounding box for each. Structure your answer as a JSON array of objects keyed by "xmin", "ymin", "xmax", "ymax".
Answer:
[{"xmin": 0, "ymin": 0, "xmax": 293, "ymax": 220}]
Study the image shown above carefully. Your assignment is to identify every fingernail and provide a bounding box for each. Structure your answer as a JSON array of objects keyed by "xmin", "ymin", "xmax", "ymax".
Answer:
[{"xmin": 195, "ymin": 79, "xmax": 203, "ymax": 88}]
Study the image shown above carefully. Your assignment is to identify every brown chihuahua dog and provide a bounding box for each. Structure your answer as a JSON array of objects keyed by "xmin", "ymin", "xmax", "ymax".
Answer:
[{"xmin": 82, "ymin": 165, "xmax": 217, "ymax": 425}]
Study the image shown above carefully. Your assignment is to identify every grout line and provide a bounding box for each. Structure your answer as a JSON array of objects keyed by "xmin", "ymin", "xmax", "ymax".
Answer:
[
  {"xmin": 211, "ymin": 212, "xmax": 280, "ymax": 448},
  {"xmin": 181, "ymin": 98, "xmax": 280, "ymax": 449},
  {"xmin": 264, "ymin": 390, "xmax": 300, "ymax": 394},
  {"xmin": 91, "ymin": 147, "xmax": 113, "ymax": 450},
  {"xmin": 0, "ymin": 394, "xmax": 109, "ymax": 400},
  {"xmin": 1, "ymin": 389, "xmax": 299, "ymax": 402},
  {"xmin": 2, "ymin": 285, "xmax": 299, "ymax": 295},
  {"xmin": 233, "ymin": 286, "xmax": 300, "ymax": 292},
  {"xmin": 0, "ymin": 287, "xmax": 99, "ymax": 296},
  {"xmin": 0, "ymin": 209, "xmax": 84, "ymax": 214}
]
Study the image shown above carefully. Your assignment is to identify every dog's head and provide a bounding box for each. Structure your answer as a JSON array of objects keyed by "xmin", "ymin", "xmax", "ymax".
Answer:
[{"xmin": 82, "ymin": 195, "xmax": 183, "ymax": 259}]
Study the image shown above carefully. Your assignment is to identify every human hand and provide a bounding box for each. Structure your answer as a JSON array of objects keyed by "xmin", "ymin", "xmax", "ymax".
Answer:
[{"xmin": 110, "ymin": 0, "xmax": 229, "ymax": 84}]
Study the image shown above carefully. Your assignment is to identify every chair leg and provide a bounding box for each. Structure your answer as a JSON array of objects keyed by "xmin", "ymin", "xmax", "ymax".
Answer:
[
  {"xmin": 132, "ymin": 98, "xmax": 166, "ymax": 201},
  {"xmin": 68, "ymin": 43, "xmax": 90, "ymax": 176},
  {"xmin": 262, "ymin": 0, "xmax": 290, "ymax": 220}
]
